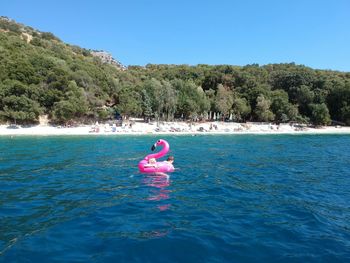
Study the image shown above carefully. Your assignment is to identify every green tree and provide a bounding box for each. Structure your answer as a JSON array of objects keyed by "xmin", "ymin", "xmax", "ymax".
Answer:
[
  {"xmin": 270, "ymin": 90, "xmax": 300, "ymax": 122},
  {"xmin": 232, "ymin": 97, "xmax": 251, "ymax": 121},
  {"xmin": 254, "ymin": 95, "xmax": 275, "ymax": 122},
  {"xmin": 196, "ymin": 86, "xmax": 210, "ymax": 119},
  {"xmin": 309, "ymin": 103, "xmax": 331, "ymax": 125},
  {"xmin": 160, "ymin": 80, "xmax": 177, "ymax": 121},
  {"xmin": 143, "ymin": 78, "xmax": 163, "ymax": 117},
  {"xmin": 115, "ymin": 86, "xmax": 142, "ymax": 118},
  {"xmin": 214, "ymin": 84, "xmax": 234, "ymax": 119},
  {"xmin": 340, "ymin": 105, "xmax": 350, "ymax": 125},
  {"xmin": 327, "ymin": 84, "xmax": 350, "ymax": 123},
  {"xmin": 173, "ymin": 79, "xmax": 209, "ymax": 120},
  {"xmin": 1, "ymin": 95, "xmax": 42, "ymax": 123},
  {"xmin": 141, "ymin": 89, "xmax": 153, "ymax": 121},
  {"xmin": 289, "ymin": 85, "xmax": 314, "ymax": 116},
  {"xmin": 51, "ymin": 100, "xmax": 77, "ymax": 123},
  {"xmin": 51, "ymin": 81, "xmax": 88, "ymax": 123}
]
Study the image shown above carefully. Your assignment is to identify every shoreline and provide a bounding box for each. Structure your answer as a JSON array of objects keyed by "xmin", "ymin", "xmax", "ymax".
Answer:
[{"xmin": 1, "ymin": 122, "xmax": 350, "ymax": 136}]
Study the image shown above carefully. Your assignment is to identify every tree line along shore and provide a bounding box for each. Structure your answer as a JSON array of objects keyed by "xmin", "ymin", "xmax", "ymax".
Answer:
[{"xmin": 0, "ymin": 17, "xmax": 349, "ymax": 127}]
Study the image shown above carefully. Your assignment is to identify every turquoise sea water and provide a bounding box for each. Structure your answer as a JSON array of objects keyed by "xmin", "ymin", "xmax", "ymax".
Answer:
[{"xmin": 1, "ymin": 135, "xmax": 350, "ymax": 262}]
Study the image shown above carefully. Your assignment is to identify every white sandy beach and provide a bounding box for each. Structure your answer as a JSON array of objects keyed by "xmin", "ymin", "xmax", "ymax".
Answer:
[{"xmin": 1, "ymin": 121, "xmax": 350, "ymax": 136}]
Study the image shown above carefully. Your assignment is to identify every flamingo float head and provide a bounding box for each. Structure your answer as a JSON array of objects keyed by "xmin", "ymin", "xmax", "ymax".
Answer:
[{"xmin": 151, "ymin": 139, "xmax": 166, "ymax": 151}]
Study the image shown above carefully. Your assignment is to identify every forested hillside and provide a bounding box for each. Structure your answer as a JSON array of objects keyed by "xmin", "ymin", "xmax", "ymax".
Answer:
[{"xmin": 1, "ymin": 17, "xmax": 349, "ymax": 125}]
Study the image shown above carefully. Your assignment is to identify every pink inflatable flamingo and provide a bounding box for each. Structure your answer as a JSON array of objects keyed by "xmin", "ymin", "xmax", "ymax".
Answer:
[{"xmin": 138, "ymin": 139, "xmax": 174, "ymax": 173}]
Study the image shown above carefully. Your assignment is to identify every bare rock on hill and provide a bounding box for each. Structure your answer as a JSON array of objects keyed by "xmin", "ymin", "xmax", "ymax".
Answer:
[{"xmin": 90, "ymin": 50, "xmax": 126, "ymax": 70}]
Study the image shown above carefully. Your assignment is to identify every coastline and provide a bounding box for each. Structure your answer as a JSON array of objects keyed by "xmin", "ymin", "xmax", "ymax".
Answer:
[{"xmin": 1, "ymin": 122, "xmax": 350, "ymax": 136}]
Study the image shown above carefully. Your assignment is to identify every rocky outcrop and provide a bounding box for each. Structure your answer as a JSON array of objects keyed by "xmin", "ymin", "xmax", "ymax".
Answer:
[{"xmin": 90, "ymin": 50, "xmax": 126, "ymax": 70}]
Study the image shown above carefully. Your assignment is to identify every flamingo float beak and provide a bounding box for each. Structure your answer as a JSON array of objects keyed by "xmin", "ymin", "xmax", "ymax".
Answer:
[
  {"xmin": 151, "ymin": 140, "xmax": 161, "ymax": 151},
  {"xmin": 151, "ymin": 143, "xmax": 157, "ymax": 151}
]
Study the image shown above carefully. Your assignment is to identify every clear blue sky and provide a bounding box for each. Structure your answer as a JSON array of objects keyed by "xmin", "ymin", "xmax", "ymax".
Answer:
[{"xmin": 2, "ymin": 0, "xmax": 350, "ymax": 71}]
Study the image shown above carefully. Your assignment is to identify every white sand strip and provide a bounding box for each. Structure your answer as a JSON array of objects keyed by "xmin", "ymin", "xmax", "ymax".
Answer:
[{"xmin": 0, "ymin": 122, "xmax": 349, "ymax": 136}]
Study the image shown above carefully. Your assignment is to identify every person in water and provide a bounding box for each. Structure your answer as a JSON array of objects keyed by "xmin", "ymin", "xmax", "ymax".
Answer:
[
  {"xmin": 144, "ymin": 158, "xmax": 157, "ymax": 168},
  {"xmin": 144, "ymin": 156, "xmax": 174, "ymax": 169},
  {"xmin": 165, "ymin": 156, "xmax": 174, "ymax": 169}
]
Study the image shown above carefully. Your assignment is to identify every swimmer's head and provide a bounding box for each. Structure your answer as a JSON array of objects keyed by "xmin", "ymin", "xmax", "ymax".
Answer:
[
  {"xmin": 167, "ymin": 156, "xmax": 174, "ymax": 163},
  {"xmin": 149, "ymin": 158, "xmax": 156, "ymax": 164}
]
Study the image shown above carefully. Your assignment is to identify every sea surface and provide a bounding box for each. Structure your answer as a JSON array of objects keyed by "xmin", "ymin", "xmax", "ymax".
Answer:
[{"xmin": 0, "ymin": 135, "xmax": 350, "ymax": 262}]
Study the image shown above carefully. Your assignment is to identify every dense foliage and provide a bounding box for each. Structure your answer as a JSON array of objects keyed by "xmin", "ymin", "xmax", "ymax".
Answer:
[{"xmin": 1, "ymin": 17, "xmax": 350, "ymax": 125}]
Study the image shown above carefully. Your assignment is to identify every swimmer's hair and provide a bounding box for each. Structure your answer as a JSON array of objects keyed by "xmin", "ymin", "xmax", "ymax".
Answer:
[
  {"xmin": 167, "ymin": 156, "xmax": 174, "ymax": 161},
  {"xmin": 149, "ymin": 158, "xmax": 156, "ymax": 163}
]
